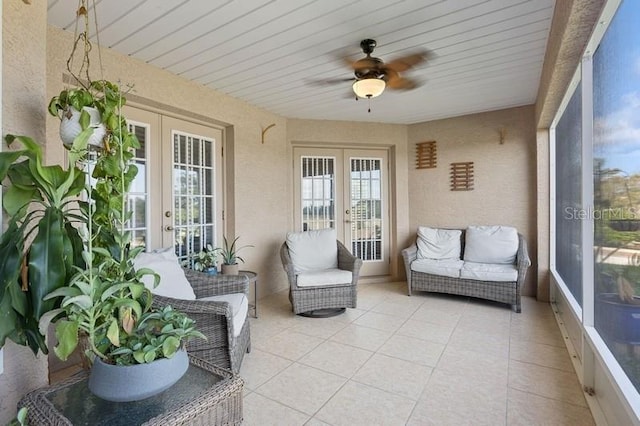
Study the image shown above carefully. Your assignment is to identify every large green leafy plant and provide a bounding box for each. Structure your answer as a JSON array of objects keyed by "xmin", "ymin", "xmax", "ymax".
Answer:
[{"xmin": 0, "ymin": 135, "xmax": 86, "ymax": 354}]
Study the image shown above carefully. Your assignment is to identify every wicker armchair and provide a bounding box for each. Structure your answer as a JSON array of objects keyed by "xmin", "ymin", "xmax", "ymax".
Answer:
[
  {"xmin": 152, "ymin": 269, "xmax": 251, "ymax": 374},
  {"xmin": 280, "ymin": 239, "xmax": 362, "ymax": 316}
]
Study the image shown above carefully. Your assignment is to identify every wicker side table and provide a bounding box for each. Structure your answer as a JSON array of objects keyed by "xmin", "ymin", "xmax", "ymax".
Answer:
[{"xmin": 18, "ymin": 356, "xmax": 243, "ymax": 426}]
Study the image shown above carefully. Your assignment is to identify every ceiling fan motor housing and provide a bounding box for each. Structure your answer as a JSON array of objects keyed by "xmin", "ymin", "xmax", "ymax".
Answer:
[
  {"xmin": 354, "ymin": 39, "xmax": 386, "ymax": 80},
  {"xmin": 360, "ymin": 38, "xmax": 377, "ymax": 55}
]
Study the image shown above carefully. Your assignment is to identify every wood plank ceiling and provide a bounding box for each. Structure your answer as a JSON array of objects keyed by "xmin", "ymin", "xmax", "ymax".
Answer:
[{"xmin": 47, "ymin": 0, "xmax": 556, "ymax": 124}]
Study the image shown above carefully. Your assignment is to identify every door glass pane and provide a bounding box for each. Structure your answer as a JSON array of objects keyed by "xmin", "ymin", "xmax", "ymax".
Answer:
[
  {"xmin": 125, "ymin": 123, "xmax": 149, "ymax": 248},
  {"xmin": 301, "ymin": 156, "xmax": 335, "ymax": 231},
  {"xmin": 172, "ymin": 131, "xmax": 216, "ymax": 262},
  {"xmin": 593, "ymin": 0, "xmax": 640, "ymax": 394},
  {"xmin": 350, "ymin": 158, "xmax": 382, "ymax": 261}
]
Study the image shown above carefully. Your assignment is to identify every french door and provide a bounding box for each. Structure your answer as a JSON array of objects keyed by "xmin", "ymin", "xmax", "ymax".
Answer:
[
  {"xmin": 123, "ymin": 107, "xmax": 224, "ymax": 258},
  {"xmin": 293, "ymin": 147, "xmax": 389, "ymax": 276}
]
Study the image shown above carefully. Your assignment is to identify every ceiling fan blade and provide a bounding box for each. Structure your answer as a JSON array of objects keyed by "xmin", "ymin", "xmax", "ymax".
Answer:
[
  {"xmin": 306, "ymin": 77, "xmax": 355, "ymax": 86},
  {"xmin": 386, "ymin": 73, "xmax": 421, "ymax": 90},
  {"xmin": 352, "ymin": 56, "xmax": 381, "ymax": 71},
  {"xmin": 384, "ymin": 50, "xmax": 430, "ymax": 72}
]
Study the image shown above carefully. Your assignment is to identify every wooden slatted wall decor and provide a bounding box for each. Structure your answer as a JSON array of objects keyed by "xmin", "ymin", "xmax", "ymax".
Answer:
[
  {"xmin": 450, "ymin": 162, "xmax": 474, "ymax": 191},
  {"xmin": 416, "ymin": 141, "xmax": 437, "ymax": 169}
]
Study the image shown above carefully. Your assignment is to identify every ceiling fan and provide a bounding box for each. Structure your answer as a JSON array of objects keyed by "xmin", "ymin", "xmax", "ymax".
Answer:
[{"xmin": 316, "ymin": 39, "xmax": 430, "ymax": 109}]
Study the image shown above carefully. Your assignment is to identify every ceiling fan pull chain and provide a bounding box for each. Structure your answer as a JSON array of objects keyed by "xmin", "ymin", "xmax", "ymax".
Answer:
[{"xmin": 368, "ymin": 96, "xmax": 372, "ymax": 113}]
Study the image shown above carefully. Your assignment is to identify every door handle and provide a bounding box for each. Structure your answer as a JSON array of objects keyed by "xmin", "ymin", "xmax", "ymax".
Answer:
[{"xmin": 164, "ymin": 225, "xmax": 174, "ymax": 231}]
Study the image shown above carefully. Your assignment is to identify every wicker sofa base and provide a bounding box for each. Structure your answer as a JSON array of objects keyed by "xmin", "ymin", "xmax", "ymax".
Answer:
[
  {"xmin": 289, "ymin": 285, "xmax": 357, "ymax": 315},
  {"xmin": 410, "ymin": 271, "xmax": 521, "ymax": 312}
]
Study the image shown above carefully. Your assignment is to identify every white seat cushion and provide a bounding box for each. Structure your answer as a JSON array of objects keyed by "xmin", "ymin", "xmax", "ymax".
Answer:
[
  {"xmin": 200, "ymin": 293, "xmax": 248, "ymax": 338},
  {"xmin": 286, "ymin": 228, "xmax": 338, "ymax": 273},
  {"xmin": 463, "ymin": 225, "xmax": 519, "ymax": 264},
  {"xmin": 296, "ymin": 268, "xmax": 353, "ymax": 287},
  {"xmin": 133, "ymin": 249, "xmax": 196, "ymax": 300},
  {"xmin": 460, "ymin": 261, "xmax": 518, "ymax": 282},
  {"xmin": 416, "ymin": 227, "xmax": 462, "ymax": 260},
  {"xmin": 411, "ymin": 258, "xmax": 463, "ymax": 278}
]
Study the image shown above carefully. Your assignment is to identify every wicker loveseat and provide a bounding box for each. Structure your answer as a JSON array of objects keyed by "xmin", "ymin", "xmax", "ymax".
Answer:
[{"xmin": 402, "ymin": 226, "xmax": 530, "ymax": 312}]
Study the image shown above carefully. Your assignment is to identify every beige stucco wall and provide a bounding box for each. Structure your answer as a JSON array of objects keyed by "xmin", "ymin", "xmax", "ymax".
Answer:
[
  {"xmin": 286, "ymin": 119, "xmax": 410, "ymax": 279},
  {"xmin": 46, "ymin": 27, "xmax": 291, "ymax": 297},
  {"xmin": 407, "ymin": 106, "xmax": 538, "ymax": 296},
  {"xmin": 0, "ymin": 1, "xmax": 49, "ymax": 423}
]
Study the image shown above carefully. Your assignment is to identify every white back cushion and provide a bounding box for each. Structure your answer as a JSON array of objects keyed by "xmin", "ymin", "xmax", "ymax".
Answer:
[
  {"xmin": 463, "ymin": 225, "xmax": 519, "ymax": 264},
  {"xmin": 133, "ymin": 249, "xmax": 196, "ymax": 300},
  {"xmin": 286, "ymin": 228, "xmax": 338, "ymax": 273},
  {"xmin": 416, "ymin": 227, "xmax": 462, "ymax": 260}
]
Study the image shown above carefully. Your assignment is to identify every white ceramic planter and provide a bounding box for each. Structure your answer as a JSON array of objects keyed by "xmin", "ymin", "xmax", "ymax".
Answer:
[
  {"xmin": 60, "ymin": 106, "xmax": 107, "ymax": 148},
  {"xmin": 88, "ymin": 348, "xmax": 189, "ymax": 402}
]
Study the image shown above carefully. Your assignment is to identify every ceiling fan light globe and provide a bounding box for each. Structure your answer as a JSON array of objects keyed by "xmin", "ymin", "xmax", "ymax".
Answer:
[{"xmin": 352, "ymin": 78, "xmax": 385, "ymax": 99}]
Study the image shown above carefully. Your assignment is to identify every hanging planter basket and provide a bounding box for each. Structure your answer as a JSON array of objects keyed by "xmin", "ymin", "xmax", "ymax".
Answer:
[{"xmin": 60, "ymin": 106, "xmax": 107, "ymax": 148}]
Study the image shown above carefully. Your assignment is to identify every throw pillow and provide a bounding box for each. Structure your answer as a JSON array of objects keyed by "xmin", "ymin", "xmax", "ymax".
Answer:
[
  {"xmin": 133, "ymin": 249, "xmax": 196, "ymax": 300},
  {"xmin": 286, "ymin": 228, "xmax": 338, "ymax": 273},
  {"xmin": 463, "ymin": 225, "xmax": 519, "ymax": 264},
  {"xmin": 416, "ymin": 227, "xmax": 462, "ymax": 260}
]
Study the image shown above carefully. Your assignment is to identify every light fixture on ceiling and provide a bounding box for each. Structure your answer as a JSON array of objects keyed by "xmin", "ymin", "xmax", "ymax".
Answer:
[
  {"xmin": 352, "ymin": 77, "xmax": 386, "ymax": 113},
  {"xmin": 352, "ymin": 78, "xmax": 386, "ymax": 99}
]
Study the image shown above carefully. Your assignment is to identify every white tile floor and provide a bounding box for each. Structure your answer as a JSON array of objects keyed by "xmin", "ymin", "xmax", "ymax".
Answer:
[{"xmin": 240, "ymin": 281, "xmax": 595, "ymax": 426}]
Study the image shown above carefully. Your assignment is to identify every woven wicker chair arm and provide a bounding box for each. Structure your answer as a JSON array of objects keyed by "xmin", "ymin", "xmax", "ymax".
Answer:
[
  {"xmin": 183, "ymin": 268, "xmax": 249, "ymax": 297},
  {"xmin": 337, "ymin": 241, "xmax": 362, "ymax": 273},
  {"xmin": 152, "ymin": 294, "xmax": 233, "ymax": 317},
  {"xmin": 516, "ymin": 234, "xmax": 531, "ymax": 269},
  {"xmin": 280, "ymin": 242, "xmax": 298, "ymax": 287},
  {"xmin": 401, "ymin": 244, "xmax": 417, "ymax": 290},
  {"xmin": 401, "ymin": 244, "xmax": 418, "ymax": 263}
]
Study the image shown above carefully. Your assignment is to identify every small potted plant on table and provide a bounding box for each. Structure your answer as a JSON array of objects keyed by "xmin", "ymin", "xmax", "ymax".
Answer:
[
  {"xmin": 219, "ymin": 236, "xmax": 253, "ymax": 275},
  {"xmin": 185, "ymin": 244, "xmax": 220, "ymax": 275}
]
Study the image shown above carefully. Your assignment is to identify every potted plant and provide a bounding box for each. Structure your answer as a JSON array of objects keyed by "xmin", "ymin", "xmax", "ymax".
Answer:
[
  {"xmin": 48, "ymin": 84, "xmax": 107, "ymax": 148},
  {"xmin": 41, "ymin": 80, "xmax": 205, "ymax": 401},
  {"xmin": 184, "ymin": 244, "xmax": 220, "ymax": 275},
  {"xmin": 0, "ymin": 79, "xmax": 203, "ymax": 404},
  {"xmin": 219, "ymin": 236, "xmax": 253, "ymax": 275},
  {"xmin": 47, "ymin": 5, "xmax": 119, "ymax": 150}
]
